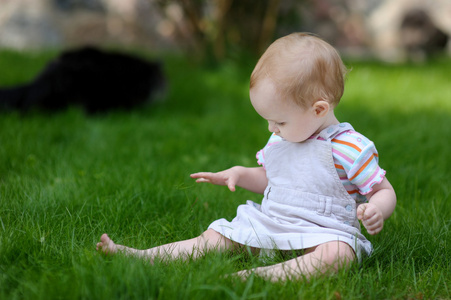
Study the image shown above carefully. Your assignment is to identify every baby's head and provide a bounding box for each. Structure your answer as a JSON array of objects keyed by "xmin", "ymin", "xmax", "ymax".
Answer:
[{"xmin": 250, "ymin": 33, "xmax": 348, "ymax": 109}]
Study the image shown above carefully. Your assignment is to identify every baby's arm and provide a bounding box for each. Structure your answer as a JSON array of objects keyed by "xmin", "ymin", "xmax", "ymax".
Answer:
[
  {"xmin": 357, "ymin": 177, "xmax": 396, "ymax": 235},
  {"xmin": 190, "ymin": 166, "xmax": 268, "ymax": 194}
]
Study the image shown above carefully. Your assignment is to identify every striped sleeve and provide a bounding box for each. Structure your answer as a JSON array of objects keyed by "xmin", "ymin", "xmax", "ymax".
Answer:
[
  {"xmin": 332, "ymin": 131, "xmax": 386, "ymax": 195},
  {"xmin": 256, "ymin": 133, "xmax": 283, "ymax": 169}
]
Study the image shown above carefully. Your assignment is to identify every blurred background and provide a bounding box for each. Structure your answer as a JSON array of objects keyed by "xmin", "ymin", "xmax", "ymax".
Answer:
[{"xmin": 1, "ymin": 0, "xmax": 451, "ymax": 63}]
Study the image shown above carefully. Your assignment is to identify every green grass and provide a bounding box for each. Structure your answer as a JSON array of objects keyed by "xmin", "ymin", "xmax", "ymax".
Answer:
[{"xmin": 0, "ymin": 49, "xmax": 450, "ymax": 299}]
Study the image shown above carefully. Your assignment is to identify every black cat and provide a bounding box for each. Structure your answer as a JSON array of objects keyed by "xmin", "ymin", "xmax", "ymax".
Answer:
[{"xmin": 0, "ymin": 46, "xmax": 166, "ymax": 113}]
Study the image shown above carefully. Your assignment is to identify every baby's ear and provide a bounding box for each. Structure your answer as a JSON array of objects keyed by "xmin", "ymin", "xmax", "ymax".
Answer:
[{"xmin": 313, "ymin": 100, "xmax": 330, "ymax": 116}]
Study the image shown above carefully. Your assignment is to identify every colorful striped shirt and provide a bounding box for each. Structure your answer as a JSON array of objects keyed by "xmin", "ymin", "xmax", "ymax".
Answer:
[{"xmin": 256, "ymin": 129, "xmax": 386, "ymax": 203}]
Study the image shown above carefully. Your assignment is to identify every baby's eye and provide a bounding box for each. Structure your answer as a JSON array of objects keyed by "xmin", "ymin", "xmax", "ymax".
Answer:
[{"xmin": 276, "ymin": 122, "xmax": 286, "ymax": 126}]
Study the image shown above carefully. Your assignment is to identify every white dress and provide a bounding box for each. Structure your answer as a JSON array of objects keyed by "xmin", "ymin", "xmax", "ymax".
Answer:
[{"xmin": 208, "ymin": 123, "xmax": 373, "ymax": 259}]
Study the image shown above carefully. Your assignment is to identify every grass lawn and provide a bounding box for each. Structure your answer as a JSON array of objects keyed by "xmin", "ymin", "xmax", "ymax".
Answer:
[{"xmin": 0, "ymin": 49, "xmax": 450, "ymax": 299}]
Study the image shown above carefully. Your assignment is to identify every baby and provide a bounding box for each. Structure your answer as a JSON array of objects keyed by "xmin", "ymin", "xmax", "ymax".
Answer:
[{"xmin": 97, "ymin": 32, "xmax": 397, "ymax": 281}]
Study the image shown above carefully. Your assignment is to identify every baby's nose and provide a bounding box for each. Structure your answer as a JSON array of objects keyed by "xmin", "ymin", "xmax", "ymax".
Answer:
[{"xmin": 268, "ymin": 123, "xmax": 279, "ymax": 133}]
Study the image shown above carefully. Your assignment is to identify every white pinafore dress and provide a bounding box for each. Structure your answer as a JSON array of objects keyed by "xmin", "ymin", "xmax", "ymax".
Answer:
[{"xmin": 208, "ymin": 123, "xmax": 373, "ymax": 259}]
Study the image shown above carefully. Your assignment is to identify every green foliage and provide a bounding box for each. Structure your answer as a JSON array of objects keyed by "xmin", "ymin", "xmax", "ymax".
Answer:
[
  {"xmin": 0, "ymin": 50, "xmax": 450, "ymax": 299},
  {"xmin": 156, "ymin": 1, "xmax": 289, "ymax": 63}
]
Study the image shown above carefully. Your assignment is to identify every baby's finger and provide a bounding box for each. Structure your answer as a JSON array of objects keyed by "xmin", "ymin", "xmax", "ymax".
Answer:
[
  {"xmin": 195, "ymin": 178, "xmax": 210, "ymax": 183},
  {"xmin": 190, "ymin": 172, "xmax": 212, "ymax": 179},
  {"xmin": 357, "ymin": 204, "xmax": 367, "ymax": 220},
  {"xmin": 227, "ymin": 177, "xmax": 237, "ymax": 192},
  {"xmin": 363, "ymin": 209, "xmax": 375, "ymax": 221},
  {"xmin": 363, "ymin": 215, "xmax": 383, "ymax": 234},
  {"xmin": 365, "ymin": 222, "xmax": 383, "ymax": 235}
]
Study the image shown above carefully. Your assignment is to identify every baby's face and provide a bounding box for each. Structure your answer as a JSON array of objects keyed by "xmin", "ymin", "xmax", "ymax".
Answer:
[{"xmin": 250, "ymin": 78, "xmax": 324, "ymax": 143}]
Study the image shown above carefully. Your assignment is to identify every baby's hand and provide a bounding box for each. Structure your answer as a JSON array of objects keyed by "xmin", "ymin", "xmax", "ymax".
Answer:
[
  {"xmin": 190, "ymin": 167, "xmax": 241, "ymax": 192},
  {"xmin": 357, "ymin": 203, "xmax": 384, "ymax": 235}
]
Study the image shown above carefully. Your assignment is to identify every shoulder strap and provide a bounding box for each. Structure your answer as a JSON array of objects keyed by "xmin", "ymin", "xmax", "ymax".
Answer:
[{"xmin": 318, "ymin": 122, "xmax": 354, "ymax": 141}]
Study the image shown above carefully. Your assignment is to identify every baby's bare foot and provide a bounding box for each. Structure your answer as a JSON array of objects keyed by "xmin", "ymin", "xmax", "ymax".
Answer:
[{"xmin": 96, "ymin": 233, "xmax": 118, "ymax": 255}]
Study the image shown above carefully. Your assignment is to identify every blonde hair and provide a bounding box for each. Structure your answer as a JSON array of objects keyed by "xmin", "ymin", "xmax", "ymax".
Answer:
[{"xmin": 250, "ymin": 33, "xmax": 348, "ymax": 108}]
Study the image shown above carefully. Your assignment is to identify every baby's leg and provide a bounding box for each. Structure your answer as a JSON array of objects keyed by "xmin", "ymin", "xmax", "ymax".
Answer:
[
  {"xmin": 96, "ymin": 229, "xmax": 237, "ymax": 262},
  {"xmin": 236, "ymin": 241, "xmax": 355, "ymax": 281}
]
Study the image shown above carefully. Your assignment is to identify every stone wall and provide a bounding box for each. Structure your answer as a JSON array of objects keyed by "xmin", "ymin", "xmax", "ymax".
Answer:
[
  {"xmin": 0, "ymin": 0, "xmax": 172, "ymax": 50},
  {"xmin": 1, "ymin": 0, "xmax": 450, "ymax": 62},
  {"xmin": 299, "ymin": 0, "xmax": 451, "ymax": 62},
  {"xmin": 367, "ymin": 0, "xmax": 451, "ymax": 61}
]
